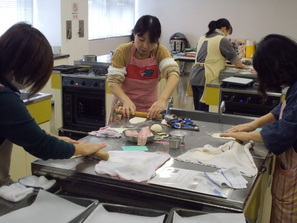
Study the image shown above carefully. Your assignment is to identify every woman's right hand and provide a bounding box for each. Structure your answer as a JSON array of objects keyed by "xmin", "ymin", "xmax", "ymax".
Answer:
[
  {"xmin": 74, "ymin": 141, "xmax": 107, "ymax": 156},
  {"xmin": 121, "ymin": 99, "xmax": 136, "ymax": 117}
]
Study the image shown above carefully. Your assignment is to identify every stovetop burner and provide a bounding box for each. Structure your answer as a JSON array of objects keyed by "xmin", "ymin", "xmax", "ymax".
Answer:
[{"xmin": 53, "ymin": 65, "xmax": 108, "ymax": 76}]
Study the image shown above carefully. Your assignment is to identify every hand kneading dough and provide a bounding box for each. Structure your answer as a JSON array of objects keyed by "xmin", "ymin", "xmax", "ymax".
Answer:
[
  {"xmin": 129, "ymin": 117, "xmax": 147, "ymax": 124},
  {"xmin": 150, "ymin": 124, "xmax": 162, "ymax": 133},
  {"xmin": 211, "ymin": 133, "xmax": 235, "ymax": 140}
]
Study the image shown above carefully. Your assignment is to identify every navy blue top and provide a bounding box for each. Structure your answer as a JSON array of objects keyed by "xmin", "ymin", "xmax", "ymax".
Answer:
[
  {"xmin": 261, "ymin": 82, "xmax": 297, "ymax": 155},
  {"xmin": 0, "ymin": 77, "xmax": 75, "ymax": 160}
]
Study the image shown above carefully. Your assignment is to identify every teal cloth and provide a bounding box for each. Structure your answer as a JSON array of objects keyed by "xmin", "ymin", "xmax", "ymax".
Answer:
[{"xmin": 121, "ymin": 146, "xmax": 148, "ymax": 151}]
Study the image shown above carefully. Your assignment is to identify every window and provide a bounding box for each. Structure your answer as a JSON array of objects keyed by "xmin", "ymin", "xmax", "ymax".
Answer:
[
  {"xmin": 0, "ymin": 0, "xmax": 33, "ymax": 35},
  {"xmin": 88, "ymin": 0, "xmax": 135, "ymax": 40}
]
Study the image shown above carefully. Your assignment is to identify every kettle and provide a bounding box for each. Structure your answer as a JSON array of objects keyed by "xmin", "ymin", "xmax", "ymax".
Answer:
[{"xmin": 169, "ymin": 32, "xmax": 189, "ymax": 53}]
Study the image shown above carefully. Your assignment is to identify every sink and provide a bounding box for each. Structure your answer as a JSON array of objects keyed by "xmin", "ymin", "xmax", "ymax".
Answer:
[
  {"xmin": 20, "ymin": 91, "xmax": 52, "ymax": 105},
  {"xmin": 20, "ymin": 92, "xmax": 42, "ymax": 100}
]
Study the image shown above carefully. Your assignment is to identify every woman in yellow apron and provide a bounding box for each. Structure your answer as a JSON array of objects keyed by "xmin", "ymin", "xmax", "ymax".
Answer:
[
  {"xmin": 107, "ymin": 15, "xmax": 180, "ymax": 123},
  {"xmin": 221, "ymin": 34, "xmax": 297, "ymax": 222},
  {"xmin": 190, "ymin": 18, "xmax": 246, "ymax": 111}
]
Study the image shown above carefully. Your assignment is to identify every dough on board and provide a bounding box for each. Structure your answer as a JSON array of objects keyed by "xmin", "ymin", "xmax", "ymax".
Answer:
[
  {"xmin": 211, "ymin": 133, "xmax": 235, "ymax": 140},
  {"xmin": 129, "ymin": 117, "xmax": 147, "ymax": 124}
]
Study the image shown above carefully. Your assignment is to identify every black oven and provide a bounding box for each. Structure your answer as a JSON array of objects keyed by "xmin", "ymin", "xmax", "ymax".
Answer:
[
  {"xmin": 59, "ymin": 75, "xmax": 106, "ymax": 139},
  {"xmin": 220, "ymin": 85, "xmax": 282, "ymax": 117}
]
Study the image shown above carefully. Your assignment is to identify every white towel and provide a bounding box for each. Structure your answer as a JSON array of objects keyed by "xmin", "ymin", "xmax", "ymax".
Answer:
[
  {"xmin": 205, "ymin": 167, "xmax": 248, "ymax": 189},
  {"xmin": 18, "ymin": 175, "xmax": 56, "ymax": 190},
  {"xmin": 0, "ymin": 183, "xmax": 33, "ymax": 202},
  {"xmin": 95, "ymin": 151, "xmax": 171, "ymax": 182},
  {"xmin": 176, "ymin": 141, "xmax": 257, "ymax": 177}
]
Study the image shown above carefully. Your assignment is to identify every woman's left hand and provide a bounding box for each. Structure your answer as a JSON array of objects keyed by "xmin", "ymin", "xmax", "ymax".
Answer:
[
  {"xmin": 220, "ymin": 130, "xmax": 263, "ymax": 143},
  {"xmin": 220, "ymin": 132, "xmax": 250, "ymax": 142},
  {"xmin": 147, "ymin": 99, "xmax": 166, "ymax": 119}
]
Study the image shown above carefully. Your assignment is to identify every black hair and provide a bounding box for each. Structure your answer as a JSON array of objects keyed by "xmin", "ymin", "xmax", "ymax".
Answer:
[
  {"xmin": 206, "ymin": 18, "xmax": 232, "ymax": 37},
  {"xmin": 0, "ymin": 22, "xmax": 53, "ymax": 96},
  {"xmin": 253, "ymin": 34, "xmax": 297, "ymax": 98},
  {"xmin": 132, "ymin": 15, "xmax": 161, "ymax": 44}
]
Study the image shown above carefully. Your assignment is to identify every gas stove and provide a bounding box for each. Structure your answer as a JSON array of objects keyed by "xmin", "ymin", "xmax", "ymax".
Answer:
[{"xmin": 53, "ymin": 65, "xmax": 108, "ymax": 77}]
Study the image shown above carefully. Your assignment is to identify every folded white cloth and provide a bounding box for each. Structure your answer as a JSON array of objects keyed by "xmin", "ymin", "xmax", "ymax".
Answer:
[
  {"xmin": 95, "ymin": 151, "xmax": 171, "ymax": 182},
  {"xmin": 89, "ymin": 126, "xmax": 122, "ymax": 138},
  {"xmin": 176, "ymin": 141, "xmax": 257, "ymax": 177},
  {"xmin": 0, "ymin": 183, "xmax": 33, "ymax": 202},
  {"xmin": 205, "ymin": 166, "xmax": 248, "ymax": 189},
  {"xmin": 18, "ymin": 175, "xmax": 56, "ymax": 190}
]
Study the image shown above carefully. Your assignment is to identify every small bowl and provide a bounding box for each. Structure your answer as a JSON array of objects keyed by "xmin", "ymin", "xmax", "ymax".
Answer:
[
  {"xmin": 169, "ymin": 130, "xmax": 187, "ymax": 144},
  {"xmin": 123, "ymin": 128, "xmax": 155, "ymax": 144}
]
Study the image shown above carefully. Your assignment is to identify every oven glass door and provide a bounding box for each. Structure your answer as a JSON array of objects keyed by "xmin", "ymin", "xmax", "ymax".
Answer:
[{"xmin": 63, "ymin": 87, "xmax": 105, "ymax": 132}]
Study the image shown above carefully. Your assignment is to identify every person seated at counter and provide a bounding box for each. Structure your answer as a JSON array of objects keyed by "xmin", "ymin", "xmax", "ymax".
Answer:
[
  {"xmin": 190, "ymin": 18, "xmax": 246, "ymax": 111},
  {"xmin": 0, "ymin": 22, "xmax": 107, "ymax": 186},
  {"xmin": 221, "ymin": 34, "xmax": 297, "ymax": 223},
  {"xmin": 107, "ymin": 15, "xmax": 180, "ymax": 122}
]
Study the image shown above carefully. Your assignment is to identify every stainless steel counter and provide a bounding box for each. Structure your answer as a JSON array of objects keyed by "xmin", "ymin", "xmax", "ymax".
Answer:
[
  {"xmin": 31, "ymin": 110, "xmax": 269, "ymax": 213},
  {"xmin": 20, "ymin": 91, "xmax": 52, "ymax": 105}
]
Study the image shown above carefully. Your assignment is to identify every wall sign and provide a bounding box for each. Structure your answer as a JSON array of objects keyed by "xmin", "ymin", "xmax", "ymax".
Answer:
[{"xmin": 72, "ymin": 2, "xmax": 79, "ymax": 19}]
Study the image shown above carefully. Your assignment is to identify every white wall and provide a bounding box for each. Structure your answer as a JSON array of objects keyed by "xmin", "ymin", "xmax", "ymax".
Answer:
[
  {"xmin": 33, "ymin": 0, "xmax": 61, "ymax": 46},
  {"xmin": 34, "ymin": 0, "xmax": 89, "ymax": 64},
  {"xmin": 60, "ymin": 0, "xmax": 89, "ymax": 63},
  {"xmin": 35, "ymin": 0, "xmax": 297, "ymax": 62},
  {"xmin": 135, "ymin": 0, "xmax": 297, "ymax": 49},
  {"xmin": 89, "ymin": 36, "xmax": 131, "ymax": 56}
]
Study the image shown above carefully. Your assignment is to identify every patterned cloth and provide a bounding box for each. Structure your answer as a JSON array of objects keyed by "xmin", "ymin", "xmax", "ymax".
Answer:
[
  {"xmin": 270, "ymin": 100, "xmax": 297, "ymax": 223},
  {"xmin": 89, "ymin": 126, "xmax": 122, "ymax": 138}
]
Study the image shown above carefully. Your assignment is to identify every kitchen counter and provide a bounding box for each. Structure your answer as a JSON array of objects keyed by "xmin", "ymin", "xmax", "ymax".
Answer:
[
  {"xmin": 31, "ymin": 109, "xmax": 269, "ymax": 217},
  {"xmin": 20, "ymin": 91, "xmax": 52, "ymax": 105}
]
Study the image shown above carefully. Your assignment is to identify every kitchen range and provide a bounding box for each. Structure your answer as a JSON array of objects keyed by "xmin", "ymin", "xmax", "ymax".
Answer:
[
  {"xmin": 218, "ymin": 68, "xmax": 282, "ymax": 117},
  {"xmin": 54, "ymin": 63, "xmax": 110, "ymax": 140}
]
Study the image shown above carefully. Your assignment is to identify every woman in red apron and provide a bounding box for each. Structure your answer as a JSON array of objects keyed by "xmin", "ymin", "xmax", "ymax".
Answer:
[
  {"xmin": 221, "ymin": 34, "xmax": 297, "ymax": 222},
  {"xmin": 107, "ymin": 15, "xmax": 180, "ymax": 123}
]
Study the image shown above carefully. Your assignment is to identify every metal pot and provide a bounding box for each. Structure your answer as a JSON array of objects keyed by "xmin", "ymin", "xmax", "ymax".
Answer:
[{"xmin": 83, "ymin": 55, "xmax": 97, "ymax": 62}]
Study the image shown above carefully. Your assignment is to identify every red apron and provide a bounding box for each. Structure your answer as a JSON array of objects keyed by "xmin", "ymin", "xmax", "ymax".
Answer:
[
  {"xmin": 122, "ymin": 45, "xmax": 159, "ymax": 111},
  {"xmin": 108, "ymin": 45, "xmax": 159, "ymax": 123},
  {"xmin": 270, "ymin": 100, "xmax": 297, "ymax": 222}
]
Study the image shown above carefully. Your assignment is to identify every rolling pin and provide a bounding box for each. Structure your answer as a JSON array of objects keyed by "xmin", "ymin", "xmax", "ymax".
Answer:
[
  {"xmin": 92, "ymin": 151, "xmax": 109, "ymax": 160},
  {"xmin": 115, "ymin": 109, "xmax": 163, "ymax": 119}
]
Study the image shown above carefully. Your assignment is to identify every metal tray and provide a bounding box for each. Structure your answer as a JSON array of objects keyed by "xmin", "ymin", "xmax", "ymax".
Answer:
[
  {"xmin": 0, "ymin": 191, "xmax": 98, "ymax": 223},
  {"xmin": 83, "ymin": 203, "xmax": 169, "ymax": 223},
  {"xmin": 165, "ymin": 207, "xmax": 245, "ymax": 223}
]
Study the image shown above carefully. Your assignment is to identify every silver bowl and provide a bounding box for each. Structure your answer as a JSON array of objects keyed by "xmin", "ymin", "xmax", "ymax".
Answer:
[{"xmin": 123, "ymin": 128, "xmax": 155, "ymax": 144}]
